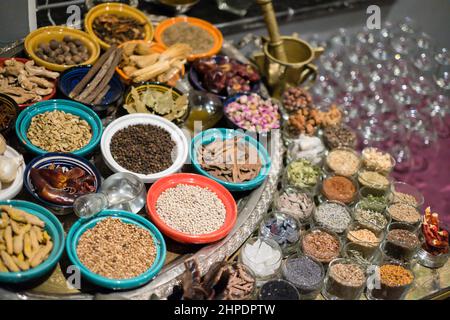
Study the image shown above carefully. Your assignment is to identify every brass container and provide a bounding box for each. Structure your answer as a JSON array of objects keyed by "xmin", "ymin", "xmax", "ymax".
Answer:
[{"xmin": 253, "ymin": 36, "xmax": 324, "ymax": 98}]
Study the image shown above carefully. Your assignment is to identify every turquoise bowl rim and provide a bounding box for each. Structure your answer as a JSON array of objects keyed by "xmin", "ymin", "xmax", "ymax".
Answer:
[
  {"xmin": 0, "ymin": 200, "xmax": 65, "ymax": 283},
  {"xmin": 66, "ymin": 210, "xmax": 166, "ymax": 290},
  {"xmin": 190, "ymin": 128, "xmax": 272, "ymax": 192},
  {"xmin": 15, "ymin": 99, "xmax": 103, "ymax": 157}
]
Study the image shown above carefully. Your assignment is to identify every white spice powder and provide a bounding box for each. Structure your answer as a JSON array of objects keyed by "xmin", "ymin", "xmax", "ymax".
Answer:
[{"xmin": 156, "ymin": 184, "xmax": 226, "ymax": 235}]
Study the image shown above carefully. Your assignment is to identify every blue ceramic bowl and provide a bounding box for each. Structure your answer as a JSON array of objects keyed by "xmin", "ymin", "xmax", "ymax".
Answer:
[
  {"xmin": 66, "ymin": 210, "xmax": 166, "ymax": 290},
  {"xmin": 23, "ymin": 153, "xmax": 101, "ymax": 213},
  {"xmin": 58, "ymin": 66, "xmax": 124, "ymax": 117},
  {"xmin": 188, "ymin": 55, "xmax": 260, "ymax": 100},
  {"xmin": 0, "ymin": 200, "xmax": 65, "ymax": 283},
  {"xmin": 190, "ymin": 128, "xmax": 271, "ymax": 192},
  {"xmin": 15, "ymin": 99, "xmax": 103, "ymax": 157}
]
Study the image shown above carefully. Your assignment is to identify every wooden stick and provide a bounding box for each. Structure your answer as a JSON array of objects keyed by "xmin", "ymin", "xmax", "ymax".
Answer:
[
  {"xmin": 92, "ymin": 84, "xmax": 110, "ymax": 105},
  {"xmin": 76, "ymin": 49, "xmax": 118, "ymax": 102},
  {"xmin": 82, "ymin": 48, "xmax": 123, "ymax": 104},
  {"xmin": 69, "ymin": 45, "xmax": 117, "ymax": 98}
]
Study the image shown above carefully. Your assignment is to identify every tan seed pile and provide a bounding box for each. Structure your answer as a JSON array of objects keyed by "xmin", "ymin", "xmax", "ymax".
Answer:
[
  {"xmin": 347, "ymin": 228, "xmax": 380, "ymax": 247},
  {"xmin": 388, "ymin": 203, "xmax": 421, "ymax": 224},
  {"xmin": 392, "ymin": 191, "xmax": 418, "ymax": 206},
  {"xmin": 156, "ymin": 184, "xmax": 226, "ymax": 235},
  {"xmin": 27, "ymin": 110, "xmax": 92, "ymax": 152},
  {"xmin": 326, "ymin": 149, "xmax": 360, "ymax": 176},
  {"xmin": 76, "ymin": 218, "xmax": 156, "ymax": 279}
]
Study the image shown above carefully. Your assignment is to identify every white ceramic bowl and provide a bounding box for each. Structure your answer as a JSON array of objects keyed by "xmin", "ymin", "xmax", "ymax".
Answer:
[
  {"xmin": 101, "ymin": 114, "xmax": 188, "ymax": 183},
  {"xmin": 0, "ymin": 146, "xmax": 25, "ymax": 200}
]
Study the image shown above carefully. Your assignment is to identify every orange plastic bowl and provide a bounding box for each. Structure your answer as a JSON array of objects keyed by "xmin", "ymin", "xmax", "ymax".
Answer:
[
  {"xmin": 115, "ymin": 40, "xmax": 185, "ymax": 86},
  {"xmin": 146, "ymin": 173, "xmax": 237, "ymax": 244},
  {"xmin": 0, "ymin": 57, "xmax": 57, "ymax": 110},
  {"xmin": 154, "ymin": 16, "xmax": 223, "ymax": 61}
]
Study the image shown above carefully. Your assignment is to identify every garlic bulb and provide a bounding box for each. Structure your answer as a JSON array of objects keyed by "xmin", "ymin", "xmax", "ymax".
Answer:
[
  {"xmin": 0, "ymin": 155, "xmax": 23, "ymax": 183},
  {"xmin": 0, "ymin": 134, "xmax": 6, "ymax": 155}
]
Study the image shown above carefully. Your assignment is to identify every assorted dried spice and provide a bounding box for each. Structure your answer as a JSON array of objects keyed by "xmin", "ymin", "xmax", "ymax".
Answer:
[
  {"xmin": 197, "ymin": 137, "xmax": 262, "ymax": 183},
  {"xmin": 119, "ymin": 42, "xmax": 191, "ymax": 83},
  {"xmin": 93, "ymin": 14, "xmax": 146, "ymax": 46},
  {"xmin": 384, "ymin": 228, "xmax": 420, "ymax": 261},
  {"xmin": 69, "ymin": 46, "xmax": 122, "ymax": 105},
  {"xmin": 76, "ymin": 217, "xmax": 156, "ymax": 279},
  {"xmin": 358, "ymin": 194, "xmax": 388, "ymax": 212},
  {"xmin": 321, "ymin": 176, "xmax": 357, "ymax": 204},
  {"xmin": 387, "ymin": 203, "xmax": 421, "ymax": 224},
  {"xmin": 27, "ymin": 110, "xmax": 92, "ymax": 153},
  {"xmin": 162, "ymin": 22, "xmax": 214, "ymax": 55},
  {"xmin": 34, "ymin": 37, "xmax": 90, "ymax": 66},
  {"xmin": 326, "ymin": 148, "xmax": 360, "ymax": 177},
  {"xmin": 30, "ymin": 164, "xmax": 96, "ymax": 206},
  {"xmin": 302, "ymin": 229, "xmax": 341, "ymax": 263},
  {"xmin": 286, "ymin": 107, "xmax": 322, "ymax": 136},
  {"xmin": 258, "ymin": 279, "xmax": 299, "ymax": 300},
  {"xmin": 193, "ymin": 56, "xmax": 260, "ymax": 96},
  {"xmin": 225, "ymin": 94, "xmax": 280, "ymax": 133},
  {"xmin": 392, "ymin": 191, "xmax": 418, "ymax": 207},
  {"xmin": 260, "ymin": 212, "xmax": 301, "ymax": 251},
  {"xmin": 370, "ymin": 264, "xmax": 414, "ymax": 300},
  {"xmin": 156, "ymin": 184, "xmax": 226, "ymax": 235},
  {"xmin": 274, "ymin": 189, "xmax": 314, "ymax": 221},
  {"xmin": 0, "ymin": 205, "xmax": 52, "ymax": 272},
  {"xmin": 224, "ymin": 263, "xmax": 256, "ymax": 300},
  {"xmin": 358, "ymin": 170, "xmax": 390, "ymax": 190},
  {"xmin": 282, "ymin": 87, "xmax": 314, "ymax": 113},
  {"xmin": 285, "ymin": 159, "xmax": 321, "ymax": 191},
  {"xmin": 323, "ymin": 125, "xmax": 357, "ymax": 149},
  {"xmin": 354, "ymin": 207, "xmax": 388, "ymax": 232},
  {"xmin": 241, "ymin": 238, "xmax": 282, "ymax": 278},
  {"xmin": 314, "ymin": 202, "xmax": 352, "ymax": 234},
  {"xmin": 287, "ymin": 135, "xmax": 325, "ymax": 165},
  {"xmin": 0, "ymin": 59, "xmax": 59, "ymax": 105},
  {"xmin": 124, "ymin": 86, "xmax": 188, "ymax": 123},
  {"xmin": 347, "ymin": 228, "xmax": 380, "ymax": 247},
  {"xmin": 422, "ymin": 207, "xmax": 449, "ymax": 255},
  {"xmin": 326, "ymin": 262, "xmax": 366, "ymax": 299},
  {"xmin": 282, "ymin": 255, "xmax": 324, "ymax": 296},
  {"xmin": 362, "ymin": 147, "xmax": 393, "ymax": 173},
  {"xmin": 110, "ymin": 124, "xmax": 175, "ymax": 175}
]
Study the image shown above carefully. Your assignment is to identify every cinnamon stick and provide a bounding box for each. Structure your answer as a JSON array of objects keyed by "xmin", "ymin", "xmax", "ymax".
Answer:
[
  {"xmin": 69, "ymin": 45, "xmax": 117, "ymax": 98},
  {"xmin": 92, "ymin": 84, "xmax": 110, "ymax": 105}
]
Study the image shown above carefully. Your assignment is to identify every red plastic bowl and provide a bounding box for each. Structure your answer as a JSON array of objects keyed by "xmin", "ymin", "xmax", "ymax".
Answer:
[
  {"xmin": 146, "ymin": 173, "xmax": 237, "ymax": 244},
  {"xmin": 0, "ymin": 57, "xmax": 57, "ymax": 110}
]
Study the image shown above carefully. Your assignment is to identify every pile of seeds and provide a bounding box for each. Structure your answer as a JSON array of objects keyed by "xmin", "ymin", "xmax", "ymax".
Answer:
[
  {"xmin": 286, "ymin": 158, "xmax": 321, "ymax": 189},
  {"xmin": 371, "ymin": 264, "xmax": 414, "ymax": 299},
  {"xmin": 314, "ymin": 202, "xmax": 352, "ymax": 233},
  {"xmin": 323, "ymin": 125, "xmax": 357, "ymax": 149},
  {"xmin": 27, "ymin": 110, "xmax": 92, "ymax": 152},
  {"xmin": 259, "ymin": 279, "xmax": 299, "ymax": 300},
  {"xmin": 326, "ymin": 149, "xmax": 360, "ymax": 177},
  {"xmin": 282, "ymin": 255, "xmax": 324, "ymax": 296},
  {"xmin": 76, "ymin": 217, "xmax": 156, "ymax": 279},
  {"xmin": 358, "ymin": 170, "xmax": 390, "ymax": 190},
  {"xmin": 387, "ymin": 203, "xmax": 421, "ymax": 224},
  {"xmin": 384, "ymin": 229, "xmax": 420, "ymax": 261},
  {"xmin": 156, "ymin": 184, "xmax": 226, "ymax": 235},
  {"xmin": 347, "ymin": 228, "xmax": 380, "ymax": 247},
  {"xmin": 110, "ymin": 124, "xmax": 175, "ymax": 174},
  {"xmin": 302, "ymin": 229, "xmax": 340, "ymax": 263},
  {"xmin": 392, "ymin": 191, "xmax": 418, "ymax": 206},
  {"xmin": 327, "ymin": 262, "xmax": 366, "ymax": 299},
  {"xmin": 354, "ymin": 207, "xmax": 388, "ymax": 232}
]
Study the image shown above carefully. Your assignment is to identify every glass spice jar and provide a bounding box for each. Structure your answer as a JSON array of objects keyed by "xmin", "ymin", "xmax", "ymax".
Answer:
[
  {"xmin": 239, "ymin": 236, "xmax": 283, "ymax": 286},
  {"xmin": 259, "ymin": 211, "xmax": 302, "ymax": 256},
  {"xmin": 282, "ymin": 158, "xmax": 323, "ymax": 196},
  {"xmin": 257, "ymin": 279, "xmax": 300, "ymax": 300},
  {"xmin": 343, "ymin": 242, "xmax": 382, "ymax": 268},
  {"xmin": 272, "ymin": 187, "xmax": 315, "ymax": 225},
  {"xmin": 345, "ymin": 221, "xmax": 385, "ymax": 258},
  {"xmin": 300, "ymin": 226, "xmax": 342, "ymax": 264},
  {"xmin": 313, "ymin": 201, "xmax": 353, "ymax": 234},
  {"xmin": 319, "ymin": 174, "xmax": 359, "ymax": 206},
  {"xmin": 322, "ymin": 258, "xmax": 367, "ymax": 300},
  {"xmin": 223, "ymin": 262, "xmax": 258, "ymax": 300},
  {"xmin": 366, "ymin": 259, "xmax": 415, "ymax": 300},
  {"xmin": 353, "ymin": 201, "xmax": 391, "ymax": 234},
  {"xmin": 389, "ymin": 181, "xmax": 425, "ymax": 209},
  {"xmin": 324, "ymin": 147, "xmax": 361, "ymax": 178},
  {"xmin": 357, "ymin": 186, "xmax": 391, "ymax": 213},
  {"xmin": 382, "ymin": 222, "xmax": 422, "ymax": 262},
  {"xmin": 361, "ymin": 147, "xmax": 396, "ymax": 176},
  {"xmin": 357, "ymin": 169, "xmax": 392, "ymax": 194}
]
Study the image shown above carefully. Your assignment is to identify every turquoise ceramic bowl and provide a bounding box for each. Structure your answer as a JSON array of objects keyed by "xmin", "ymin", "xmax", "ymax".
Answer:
[
  {"xmin": 66, "ymin": 210, "xmax": 166, "ymax": 290},
  {"xmin": 190, "ymin": 128, "xmax": 272, "ymax": 192},
  {"xmin": 0, "ymin": 200, "xmax": 65, "ymax": 283},
  {"xmin": 15, "ymin": 99, "xmax": 103, "ymax": 157}
]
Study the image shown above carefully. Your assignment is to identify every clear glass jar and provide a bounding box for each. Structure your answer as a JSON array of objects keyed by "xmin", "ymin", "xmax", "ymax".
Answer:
[
  {"xmin": 319, "ymin": 174, "xmax": 359, "ymax": 206},
  {"xmin": 386, "ymin": 202, "xmax": 421, "ymax": 227},
  {"xmin": 239, "ymin": 236, "xmax": 282, "ymax": 285},
  {"xmin": 357, "ymin": 169, "xmax": 392, "ymax": 194},
  {"xmin": 313, "ymin": 200, "xmax": 353, "ymax": 234},
  {"xmin": 282, "ymin": 253, "xmax": 325, "ymax": 300},
  {"xmin": 286, "ymin": 135, "xmax": 326, "ymax": 167},
  {"xmin": 272, "ymin": 187, "xmax": 315, "ymax": 225},
  {"xmin": 257, "ymin": 279, "xmax": 300, "ymax": 300},
  {"xmin": 345, "ymin": 221, "xmax": 385, "ymax": 258},
  {"xmin": 353, "ymin": 201, "xmax": 391, "ymax": 234},
  {"xmin": 224, "ymin": 262, "xmax": 257, "ymax": 300},
  {"xmin": 382, "ymin": 222, "xmax": 421, "ymax": 262},
  {"xmin": 366, "ymin": 259, "xmax": 415, "ymax": 300},
  {"xmin": 357, "ymin": 186, "xmax": 391, "ymax": 212},
  {"xmin": 361, "ymin": 147, "xmax": 396, "ymax": 175},
  {"xmin": 322, "ymin": 258, "xmax": 367, "ymax": 300},
  {"xmin": 282, "ymin": 159, "xmax": 322, "ymax": 196},
  {"xmin": 325, "ymin": 147, "xmax": 361, "ymax": 178},
  {"xmin": 300, "ymin": 227, "xmax": 342, "ymax": 264},
  {"xmin": 259, "ymin": 211, "xmax": 302, "ymax": 256},
  {"xmin": 343, "ymin": 242, "xmax": 382, "ymax": 268},
  {"xmin": 390, "ymin": 181, "xmax": 424, "ymax": 209}
]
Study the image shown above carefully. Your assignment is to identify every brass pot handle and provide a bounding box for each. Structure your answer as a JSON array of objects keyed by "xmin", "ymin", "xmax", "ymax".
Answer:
[
  {"xmin": 313, "ymin": 47, "xmax": 325, "ymax": 59},
  {"xmin": 299, "ymin": 63, "xmax": 318, "ymax": 87}
]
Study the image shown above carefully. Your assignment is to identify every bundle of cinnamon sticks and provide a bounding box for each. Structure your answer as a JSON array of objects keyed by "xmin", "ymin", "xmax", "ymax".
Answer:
[{"xmin": 69, "ymin": 45, "xmax": 123, "ymax": 105}]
